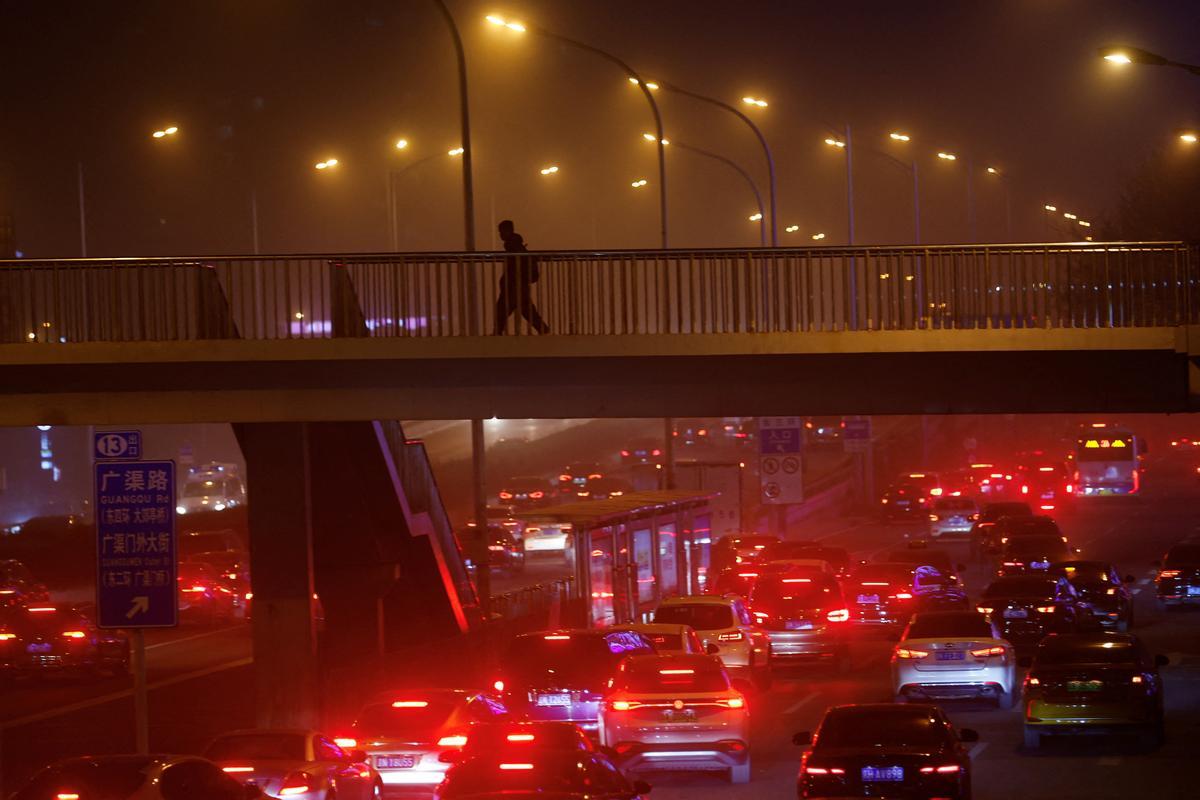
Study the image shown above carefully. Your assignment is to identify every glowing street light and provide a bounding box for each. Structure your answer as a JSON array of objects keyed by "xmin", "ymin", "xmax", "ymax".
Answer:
[
  {"xmin": 824, "ymin": 137, "xmax": 846, "ymax": 148},
  {"xmin": 748, "ymin": 212, "xmax": 763, "ymax": 221},
  {"xmin": 936, "ymin": 151, "xmax": 957, "ymax": 161},
  {"xmin": 642, "ymin": 133, "xmax": 669, "ymax": 145},
  {"xmin": 1098, "ymin": 44, "xmax": 1200, "ymax": 75},
  {"xmin": 630, "ymin": 179, "xmax": 648, "ymax": 188},
  {"xmin": 1181, "ymin": 132, "xmax": 1198, "ymax": 144},
  {"xmin": 785, "ymin": 224, "xmax": 800, "ymax": 233},
  {"xmin": 395, "ymin": 138, "xmax": 409, "ymax": 150},
  {"xmin": 151, "ymin": 126, "xmax": 179, "ymax": 139},
  {"xmin": 539, "ymin": 165, "xmax": 559, "ymax": 175},
  {"xmin": 1103, "ymin": 51, "xmax": 1133, "ymax": 65},
  {"xmin": 1078, "ymin": 220, "xmax": 1092, "ymax": 227},
  {"xmin": 986, "ymin": 166, "xmax": 999, "ymax": 175},
  {"xmin": 889, "ymin": 132, "xmax": 911, "ymax": 142},
  {"xmin": 741, "ymin": 96, "xmax": 768, "ymax": 108},
  {"xmin": 628, "ymin": 77, "xmax": 659, "ymax": 90},
  {"xmin": 485, "ymin": 14, "xmax": 525, "ymax": 32},
  {"xmin": 1044, "ymin": 204, "xmax": 1057, "ymax": 212},
  {"xmin": 314, "ymin": 158, "xmax": 339, "ymax": 170},
  {"xmin": 811, "ymin": 232, "xmax": 826, "ymax": 241},
  {"xmin": 1063, "ymin": 212, "xmax": 1078, "ymax": 220},
  {"xmin": 448, "ymin": 147, "xmax": 464, "ymax": 156}
]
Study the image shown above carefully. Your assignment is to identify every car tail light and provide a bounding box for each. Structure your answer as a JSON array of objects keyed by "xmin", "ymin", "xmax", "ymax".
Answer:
[
  {"xmin": 278, "ymin": 773, "xmax": 314, "ymax": 797},
  {"xmin": 558, "ymin": 474, "xmax": 572, "ymax": 482},
  {"xmin": 507, "ymin": 733, "xmax": 536, "ymax": 742},
  {"xmin": 969, "ymin": 513, "xmax": 980, "ymax": 520},
  {"xmin": 718, "ymin": 631, "xmax": 744, "ymax": 642},
  {"xmin": 1002, "ymin": 561, "xmax": 1022, "ymax": 567},
  {"xmin": 488, "ymin": 545, "xmax": 506, "ymax": 551},
  {"xmin": 737, "ymin": 572, "xmax": 759, "ymax": 578},
  {"xmin": 976, "ymin": 606, "xmax": 994, "ymax": 614},
  {"xmin": 1065, "ymin": 484, "xmax": 1074, "ymax": 493},
  {"xmin": 719, "ymin": 695, "xmax": 746, "ymax": 709},
  {"xmin": 783, "ymin": 578, "xmax": 812, "ymax": 584},
  {"xmin": 894, "ymin": 592, "xmax": 913, "ymax": 600},
  {"xmin": 56, "ymin": 794, "xmax": 80, "ymax": 800},
  {"xmin": 1131, "ymin": 675, "xmax": 1144, "ymax": 684},
  {"xmin": 498, "ymin": 491, "xmax": 513, "ymax": 500},
  {"xmin": 970, "ymin": 645, "xmax": 1006, "ymax": 657},
  {"xmin": 651, "ymin": 449, "xmax": 662, "ymax": 457},
  {"xmin": 530, "ymin": 491, "xmax": 544, "ymax": 499},
  {"xmin": 27, "ymin": 607, "xmax": 56, "ymax": 613},
  {"xmin": 0, "ymin": 632, "xmax": 15, "ymax": 641},
  {"xmin": 660, "ymin": 668, "xmax": 696, "ymax": 675},
  {"xmin": 929, "ymin": 514, "xmax": 939, "ymax": 522},
  {"xmin": 1040, "ymin": 504, "xmax": 1055, "ymax": 511},
  {"xmin": 930, "ymin": 487, "xmax": 943, "ymax": 496},
  {"xmin": 609, "ymin": 699, "xmax": 641, "ymax": 711},
  {"xmin": 391, "ymin": 700, "xmax": 430, "ymax": 708},
  {"xmin": 918, "ymin": 497, "xmax": 927, "ymax": 504},
  {"xmin": 804, "ymin": 766, "xmax": 846, "ymax": 775},
  {"xmin": 895, "ymin": 648, "xmax": 930, "ymax": 659},
  {"xmin": 920, "ymin": 765, "xmax": 961, "ymax": 774},
  {"xmin": 1160, "ymin": 570, "xmax": 1181, "ymax": 579},
  {"xmin": 438, "ymin": 734, "xmax": 468, "ymax": 747},
  {"xmin": 1106, "ymin": 587, "xmax": 1118, "ymax": 595},
  {"xmin": 621, "ymin": 449, "xmax": 631, "ymax": 457},
  {"xmin": 222, "ymin": 766, "xmax": 255, "ymax": 773},
  {"xmin": 334, "ymin": 737, "xmax": 357, "ymax": 748},
  {"xmin": 1026, "ymin": 676, "xmax": 1040, "ymax": 686},
  {"xmin": 752, "ymin": 611, "xmax": 769, "ymax": 621},
  {"xmin": 61, "ymin": 630, "xmax": 87, "ymax": 639},
  {"xmin": 493, "ymin": 679, "xmax": 506, "ymax": 692},
  {"xmin": 1021, "ymin": 485, "xmax": 1029, "ymax": 494},
  {"xmin": 543, "ymin": 634, "xmax": 571, "ymax": 641},
  {"xmin": 1035, "ymin": 605, "xmax": 1056, "ymax": 613},
  {"xmin": 826, "ymin": 608, "xmax": 849, "ymax": 623},
  {"xmin": 500, "ymin": 763, "xmax": 534, "ymax": 771}
]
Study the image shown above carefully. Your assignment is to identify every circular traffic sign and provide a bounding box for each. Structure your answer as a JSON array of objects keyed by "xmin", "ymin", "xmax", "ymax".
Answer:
[
  {"xmin": 763, "ymin": 482, "xmax": 781, "ymax": 499},
  {"xmin": 761, "ymin": 457, "xmax": 780, "ymax": 475},
  {"xmin": 782, "ymin": 456, "xmax": 800, "ymax": 474}
]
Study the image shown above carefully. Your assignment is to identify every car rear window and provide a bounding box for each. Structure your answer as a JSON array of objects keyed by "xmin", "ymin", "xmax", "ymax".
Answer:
[
  {"xmin": 205, "ymin": 733, "xmax": 306, "ymax": 761},
  {"xmin": 818, "ymin": 708, "xmax": 944, "ymax": 749},
  {"xmin": 654, "ymin": 605, "xmax": 735, "ymax": 631},
  {"xmin": 439, "ymin": 755, "xmax": 618, "ymax": 798},
  {"xmin": 933, "ymin": 498, "xmax": 975, "ymax": 511},
  {"xmin": 355, "ymin": 700, "xmax": 458, "ymax": 740},
  {"xmin": 751, "ymin": 576, "xmax": 840, "ymax": 608},
  {"xmin": 617, "ymin": 663, "xmax": 730, "ymax": 693},
  {"xmin": 984, "ymin": 577, "xmax": 1058, "ymax": 598},
  {"xmin": 906, "ymin": 613, "xmax": 993, "ymax": 639},
  {"xmin": 1005, "ymin": 536, "xmax": 1068, "ymax": 559},
  {"xmin": 13, "ymin": 759, "xmax": 151, "ymax": 800},
  {"xmin": 1053, "ymin": 563, "xmax": 1111, "ymax": 585}
]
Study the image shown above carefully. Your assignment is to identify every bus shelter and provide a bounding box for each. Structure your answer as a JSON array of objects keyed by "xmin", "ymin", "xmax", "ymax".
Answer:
[{"xmin": 517, "ymin": 490, "xmax": 714, "ymax": 627}]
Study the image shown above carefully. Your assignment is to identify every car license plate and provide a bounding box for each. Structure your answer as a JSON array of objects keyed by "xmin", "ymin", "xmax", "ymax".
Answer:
[
  {"xmin": 535, "ymin": 692, "xmax": 571, "ymax": 707},
  {"xmin": 785, "ymin": 619, "xmax": 813, "ymax": 630},
  {"xmin": 1187, "ymin": 586, "xmax": 1200, "ymax": 597},
  {"xmin": 896, "ymin": 500, "xmax": 910, "ymax": 507},
  {"xmin": 948, "ymin": 516, "xmax": 964, "ymax": 525},
  {"xmin": 1003, "ymin": 608, "xmax": 1028, "ymax": 619},
  {"xmin": 376, "ymin": 755, "xmax": 416, "ymax": 769},
  {"xmin": 1067, "ymin": 680, "xmax": 1103, "ymax": 693},
  {"xmin": 936, "ymin": 650, "xmax": 965, "ymax": 661},
  {"xmin": 862, "ymin": 766, "xmax": 904, "ymax": 782},
  {"xmin": 857, "ymin": 594, "xmax": 880, "ymax": 604},
  {"xmin": 25, "ymin": 643, "xmax": 51, "ymax": 654},
  {"xmin": 1030, "ymin": 560, "xmax": 1050, "ymax": 570}
]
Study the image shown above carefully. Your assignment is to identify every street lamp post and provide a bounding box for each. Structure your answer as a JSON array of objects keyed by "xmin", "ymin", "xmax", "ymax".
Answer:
[
  {"xmin": 1099, "ymin": 45, "xmax": 1200, "ymax": 76},
  {"xmin": 488, "ymin": 15, "xmax": 668, "ymax": 247},
  {"xmin": 432, "ymin": 0, "xmax": 476, "ymax": 252},
  {"xmin": 669, "ymin": 140, "xmax": 766, "ymax": 246}
]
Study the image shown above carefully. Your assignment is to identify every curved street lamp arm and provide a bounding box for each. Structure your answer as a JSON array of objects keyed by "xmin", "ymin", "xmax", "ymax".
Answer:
[
  {"xmin": 430, "ymin": 0, "xmax": 476, "ymax": 252},
  {"xmin": 673, "ymin": 140, "xmax": 766, "ymax": 247}
]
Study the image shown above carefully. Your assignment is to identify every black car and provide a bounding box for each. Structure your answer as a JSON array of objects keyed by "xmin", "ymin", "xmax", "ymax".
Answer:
[
  {"xmin": 1022, "ymin": 632, "xmax": 1167, "ymax": 750},
  {"xmin": 1052, "ymin": 560, "xmax": 1135, "ymax": 631},
  {"xmin": 795, "ymin": 703, "xmax": 977, "ymax": 800},
  {"xmin": 978, "ymin": 575, "xmax": 1083, "ymax": 652},
  {"xmin": 970, "ymin": 501, "xmax": 1034, "ymax": 557},
  {"xmin": 0, "ymin": 604, "xmax": 130, "ymax": 679},
  {"xmin": 997, "ymin": 534, "xmax": 1074, "ymax": 577},
  {"xmin": 881, "ymin": 483, "xmax": 931, "ymax": 522},
  {"xmin": 493, "ymin": 630, "xmax": 655, "ymax": 733},
  {"xmin": 557, "ymin": 462, "xmax": 605, "ymax": 496},
  {"xmin": 460, "ymin": 523, "xmax": 526, "ymax": 574},
  {"xmin": 581, "ymin": 476, "xmax": 633, "ymax": 501},
  {"xmin": 1155, "ymin": 540, "xmax": 1200, "ymax": 608},
  {"xmin": 992, "ymin": 516, "xmax": 1062, "ymax": 550},
  {"xmin": 438, "ymin": 752, "xmax": 649, "ymax": 800},
  {"xmin": 847, "ymin": 563, "xmax": 920, "ymax": 628},
  {"xmin": 497, "ymin": 477, "xmax": 551, "ymax": 510}
]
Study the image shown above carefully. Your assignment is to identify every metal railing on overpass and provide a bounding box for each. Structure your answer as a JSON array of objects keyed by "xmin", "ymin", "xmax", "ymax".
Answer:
[{"xmin": 0, "ymin": 242, "xmax": 1195, "ymax": 343}]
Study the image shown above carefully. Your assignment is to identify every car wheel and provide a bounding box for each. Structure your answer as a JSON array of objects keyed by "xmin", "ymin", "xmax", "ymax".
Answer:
[
  {"xmin": 1022, "ymin": 726, "xmax": 1041, "ymax": 750},
  {"xmin": 728, "ymin": 759, "xmax": 751, "ymax": 784},
  {"xmin": 996, "ymin": 689, "xmax": 1015, "ymax": 711}
]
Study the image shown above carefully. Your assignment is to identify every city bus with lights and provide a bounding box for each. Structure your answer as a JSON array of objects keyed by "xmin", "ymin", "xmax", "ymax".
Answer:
[{"xmin": 1072, "ymin": 424, "xmax": 1143, "ymax": 497}]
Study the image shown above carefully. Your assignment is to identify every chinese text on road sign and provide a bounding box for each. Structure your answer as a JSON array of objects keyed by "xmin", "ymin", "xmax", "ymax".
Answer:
[{"xmin": 95, "ymin": 460, "xmax": 177, "ymax": 629}]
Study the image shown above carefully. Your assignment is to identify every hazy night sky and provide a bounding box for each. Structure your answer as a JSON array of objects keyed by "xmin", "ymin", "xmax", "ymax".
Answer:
[{"xmin": 0, "ymin": 0, "xmax": 1196, "ymax": 257}]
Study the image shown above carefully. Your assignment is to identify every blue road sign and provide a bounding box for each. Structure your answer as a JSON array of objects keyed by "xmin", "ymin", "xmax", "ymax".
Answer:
[
  {"xmin": 95, "ymin": 460, "xmax": 177, "ymax": 629},
  {"xmin": 94, "ymin": 430, "xmax": 142, "ymax": 461},
  {"xmin": 759, "ymin": 416, "xmax": 803, "ymax": 454}
]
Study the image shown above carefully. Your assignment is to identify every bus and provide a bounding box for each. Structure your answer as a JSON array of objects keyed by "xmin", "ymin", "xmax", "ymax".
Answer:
[{"xmin": 1073, "ymin": 424, "xmax": 1143, "ymax": 496}]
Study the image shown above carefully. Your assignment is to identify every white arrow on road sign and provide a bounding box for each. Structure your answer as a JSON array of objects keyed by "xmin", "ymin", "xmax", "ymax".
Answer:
[{"xmin": 126, "ymin": 596, "xmax": 150, "ymax": 619}]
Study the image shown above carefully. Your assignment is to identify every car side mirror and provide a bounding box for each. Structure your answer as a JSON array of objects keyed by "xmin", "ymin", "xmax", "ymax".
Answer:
[
  {"xmin": 1124, "ymin": 575, "xmax": 1136, "ymax": 584},
  {"xmin": 244, "ymin": 786, "xmax": 265, "ymax": 800},
  {"xmin": 632, "ymin": 779, "xmax": 653, "ymax": 795},
  {"xmin": 349, "ymin": 749, "xmax": 367, "ymax": 762},
  {"xmin": 793, "ymin": 731, "xmax": 812, "ymax": 746},
  {"xmin": 1017, "ymin": 655, "xmax": 1033, "ymax": 669},
  {"xmin": 959, "ymin": 728, "xmax": 980, "ymax": 743},
  {"xmin": 705, "ymin": 643, "xmax": 720, "ymax": 655},
  {"xmin": 1155, "ymin": 654, "xmax": 1170, "ymax": 668}
]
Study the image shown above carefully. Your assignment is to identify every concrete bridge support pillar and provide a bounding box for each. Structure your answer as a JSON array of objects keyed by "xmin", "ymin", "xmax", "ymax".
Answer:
[{"xmin": 235, "ymin": 421, "xmax": 320, "ymax": 729}]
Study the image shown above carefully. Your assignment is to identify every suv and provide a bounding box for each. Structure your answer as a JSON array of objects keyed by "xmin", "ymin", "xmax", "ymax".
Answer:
[
  {"xmin": 1156, "ymin": 540, "xmax": 1200, "ymax": 608},
  {"xmin": 749, "ymin": 573, "xmax": 850, "ymax": 671},
  {"xmin": 653, "ymin": 596, "xmax": 772, "ymax": 688},
  {"xmin": 599, "ymin": 654, "xmax": 750, "ymax": 782}
]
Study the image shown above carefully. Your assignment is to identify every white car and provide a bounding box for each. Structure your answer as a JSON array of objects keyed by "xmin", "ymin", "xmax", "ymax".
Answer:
[
  {"xmin": 653, "ymin": 596, "xmax": 772, "ymax": 688},
  {"xmin": 11, "ymin": 755, "xmax": 253, "ymax": 800},
  {"xmin": 206, "ymin": 729, "xmax": 381, "ymax": 800},
  {"xmin": 891, "ymin": 610, "xmax": 1017, "ymax": 708},
  {"xmin": 927, "ymin": 497, "xmax": 979, "ymax": 538},
  {"xmin": 611, "ymin": 622, "xmax": 708, "ymax": 655},
  {"xmin": 598, "ymin": 653, "xmax": 750, "ymax": 783}
]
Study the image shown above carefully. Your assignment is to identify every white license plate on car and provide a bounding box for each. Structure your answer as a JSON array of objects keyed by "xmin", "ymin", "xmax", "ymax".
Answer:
[
  {"xmin": 857, "ymin": 594, "xmax": 880, "ymax": 604},
  {"xmin": 535, "ymin": 692, "xmax": 571, "ymax": 707},
  {"xmin": 1004, "ymin": 608, "xmax": 1028, "ymax": 619},
  {"xmin": 785, "ymin": 619, "xmax": 813, "ymax": 630},
  {"xmin": 376, "ymin": 755, "xmax": 416, "ymax": 769}
]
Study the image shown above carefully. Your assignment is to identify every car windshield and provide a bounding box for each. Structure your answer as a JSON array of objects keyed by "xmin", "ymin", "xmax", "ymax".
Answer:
[
  {"xmin": 439, "ymin": 755, "xmax": 617, "ymax": 798},
  {"xmin": 1005, "ymin": 536, "xmax": 1069, "ymax": 560},
  {"xmin": 817, "ymin": 708, "xmax": 945, "ymax": 749},
  {"xmin": 503, "ymin": 634, "xmax": 651, "ymax": 684},
  {"xmin": 1036, "ymin": 639, "xmax": 1140, "ymax": 666},
  {"xmin": 906, "ymin": 613, "xmax": 993, "ymax": 639},
  {"xmin": 934, "ymin": 498, "xmax": 975, "ymax": 511},
  {"xmin": 751, "ymin": 577, "xmax": 839, "ymax": 609},
  {"xmin": 851, "ymin": 565, "xmax": 914, "ymax": 585},
  {"xmin": 982, "ymin": 503, "xmax": 1032, "ymax": 520},
  {"xmin": 984, "ymin": 577, "xmax": 1057, "ymax": 598},
  {"xmin": 356, "ymin": 700, "xmax": 459, "ymax": 740},
  {"xmin": 205, "ymin": 733, "xmax": 307, "ymax": 761},
  {"xmin": 1166, "ymin": 545, "xmax": 1200, "ymax": 565},
  {"xmin": 617, "ymin": 662, "xmax": 730, "ymax": 693},
  {"xmin": 13, "ymin": 759, "xmax": 152, "ymax": 800},
  {"xmin": 654, "ymin": 605, "xmax": 735, "ymax": 631}
]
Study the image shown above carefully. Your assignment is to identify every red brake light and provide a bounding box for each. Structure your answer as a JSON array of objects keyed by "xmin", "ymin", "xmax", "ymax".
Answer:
[
  {"xmin": 826, "ymin": 608, "xmax": 849, "ymax": 622},
  {"xmin": 920, "ymin": 765, "xmax": 961, "ymax": 774},
  {"xmin": 1035, "ymin": 605, "xmax": 1056, "ymax": 613},
  {"xmin": 1021, "ymin": 485, "xmax": 1029, "ymax": 494},
  {"xmin": 507, "ymin": 733, "xmax": 536, "ymax": 742},
  {"xmin": 930, "ymin": 487, "xmax": 943, "ymax": 496},
  {"xmin": 651, "ymin": 449, "xmax": 662, "ymax": 456},
  {"xmin": 895, "ymin": 648, "xmax": 930, "ymax": 659},
  {"xmin": 498, "ymin": 491, "xmax": 513, "ymax": 500},
  {"xmin": 222, "ymin": 766, "xmax": 255, "ymax": 773},
  {"xmin": 620, "ymin": 450, "xmax": 631, "ymax": 457},
  {"xmin": 500, "ymin": 763, "xmax": 534, "ymax": 771},
  {"xmin": 493, "ymin": 679, "xmax": 506, "ymax": 692},
  {"xmin": 1160, "ymin": 570, "xmax": 1181, "ymax": 579},
  {"xmin": 438, "ymin": 734, "xmax": 468, "ymax": 747},
  {"xmin": 970, "ymin": 645, "xmax": 1006, "ymax": 657},
  {"xmin": 334, "ymin": 737, "xmax": 357, "ymax": 748},
  {"xmin": 278, "ymin": 773, "xmax": 314, "ymax": 797},
  {"xmin": 721, "ymin": 695, "xmax": 746, "ymax": 709},
  {"xmin": 0, "ymin": 632, "xmax": 15, "ymax": 640},
  {"xmin": 530, "ymin": 491, "xmax": 544, "ymax": 499},
  {"xmin": 558, "ymin": 474, "xmax": 572, "ymax": 482},
  {"xmin": 717, "ymin": 631, "xmax": 744, "ymax": 642},
  {"xmin": 61, "ymin": 630, "xmax": 87, "ymax": 639},
  {"xmin": 27, "ymin": 607, "xmax": 56, "ymax": 613},
  {"xmin": 805, "ymin": 766, "xmax": 846, "ymax": 775},
  {"xmin": 56, "ymin": 795, "xmax": 81, "ymax": 800},
  {"xmin": 609, "ymin": 699, "xmax": 639, "ymax": 711},
  {"xmin": 894, "ymin": 592, "xmax": 913, "ymax": 600},
  {"xmin": 391, "ymin": 700, "xmax": 430, "ymax": 708}
]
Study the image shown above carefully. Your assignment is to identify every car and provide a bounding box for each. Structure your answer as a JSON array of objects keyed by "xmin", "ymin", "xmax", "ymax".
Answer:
[
  {"xmin": 336, "ymin": 689, "xmax": 509, "ymax": 791},
  {"xmin": 997, "ymin": 533, "xmax": 1074, "ymax": 577},
  {"xmin": 973, "ymin": 465, "xmax": 1020, "ymax": 499},
  {"xmin": 927, "ymin": 497, "xmax": 979, "ymax": 539},
  {"xmin": 1018, "ymin": 462, "xmax": 1075, "ymax": 512},
  {"xmin": 899, "ymin": 472, "xmax": 946, "ymax": 498},
  {"xmin": 910, "ymin": 565, "xmax": 970, "ymax": 613},
  {"xmin": 185, "ymin": 550, "xmax": 251, "ymax": 618},
  {"xmin": 493, "ymin": 629, "xmax": 653, "ymax": 733},
  {"xmin": 11, "ymin": 755, "xmax": 256, "ymax": 800},
  {"xmin": 653, "ymin": 595, "xmax": 772, "ymax": 688},
  {"xmin": 1052, "ymin": 560, "xmax": 1135, "ymax": 630},
  {"xmin": 177, "ymin": 561, "xmax": 238, "ymax": 625},
  {"xmin": 205, "ymin": 729, "xmax": 380, "ymax": 800},
  {"xmin": 714, "ymin": 534, "xmax": 781, "ymax": 571},
  {"xmin": 672, "ymin": 418, "xmax": 718, "ymax": 448},
  {"xmin": 709, "ymin": 566, "xmax": 764, "ymax": 598},
  {"xmin": 762, "ymin": 542, "xmax": 852, "ymax": 578},
  {"xmin": 880, "ymin": 483, "xmax": 931, "ymax": 521},
  {"xmin": 1155, "ymin": 539, "xmax": 1200, "ymax": 608},
  {"xmin": 609, "ymin": 622, "xmax": 707, "ymax": 655},
  {"xmin": 804, "ymin": 416, "xmax": 845, "ymax": 446},
  {"xmin": 969, "ymin": 501, "xmax": 1034, "ymax": 557},
  {"xmin": 1021, "ymin": 632, "xmax": 1168, "ymax": 750},
  {"xmin": 977, "ymin": 574, "xmax": 1084, "ymax": 652},
  {"xmin": 1169, "ymin": 436, "xmax": 1200, "ymax": 450},
  {"xmin": 620, "ymin": 438, "xmax": 664, "ymax": 466},
  {"xmin": 598, "ymin": 653, "xmax": 750, "ymax": 782},
  {"xmin": 580, "ymin": 476, "xmax": 633, "ymax": 500},
  {"xmin": 176, "ymin": 472, "xmax": 246, "ymax": 516},
  {"xmin": 0, "ymin": 604, "xmax": 130, "ymax": 680},
  {"xmin": 557, "ymin": 462, "xmax": 605, "ymax": 496},
  {"xmin": 992, "ymin": 515, "xmax": 1062, "ymax": 548},
  {"xmin": 748, "ymin": 572, "xmax": 850, "ymax": 671},
  {"xmin": 846, "ymin": 563, "xmax": 920, "ymax": 629},
  {"xmin": 459, "ymin": 522, "xmax": 525, "ymax": 574},
  {"xmin": 0, "ymin": 559, "xmax": 50, "ymax": 608},
  {"xmin": 795, "ymin": 703, "xmax": 977, "ymax": 800},
  {"xmin": 434, "ymin": 752, "xmax": 650, "ymax": 800},
  {"xmin": 496, "ymin": 477, "xmax": 550, "ymax": 509},
  {"xmin": 892, "ymin": 610, "xmax": 1017, "ymax": 708}
]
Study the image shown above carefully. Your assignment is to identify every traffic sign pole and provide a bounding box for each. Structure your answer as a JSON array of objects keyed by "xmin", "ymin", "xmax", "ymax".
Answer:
[{"xmin": 132, "ymin": 629, "xmax": 148, "ymax": 754}]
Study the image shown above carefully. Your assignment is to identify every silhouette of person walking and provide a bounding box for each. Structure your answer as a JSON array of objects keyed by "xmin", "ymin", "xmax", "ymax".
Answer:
[{"xmin": 493, "ymin": 219, "xmax": 550, "ymax": 335}]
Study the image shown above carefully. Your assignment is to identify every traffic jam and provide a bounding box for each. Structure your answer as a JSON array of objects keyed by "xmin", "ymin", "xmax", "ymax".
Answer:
[{"xmin": 7, "ymin": 417, "xmax": 1200, "ymax": 800}]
